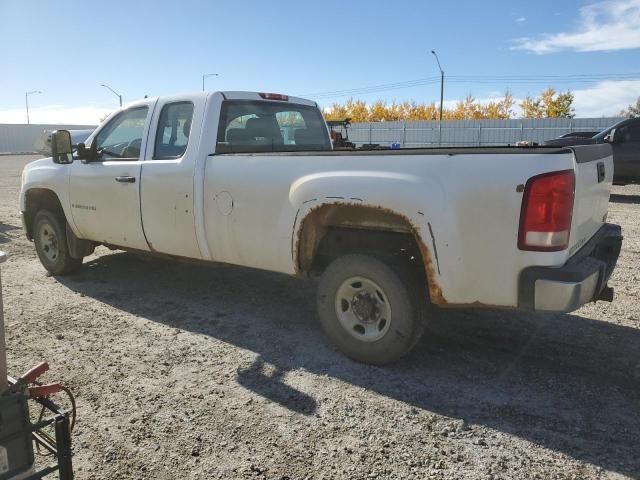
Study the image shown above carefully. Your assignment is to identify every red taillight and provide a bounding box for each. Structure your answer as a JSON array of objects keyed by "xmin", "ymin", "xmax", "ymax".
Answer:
[
  {"xmin": 259, "ymin": 92, "xmax": 289, "ymax": 101},
  {"xmin": 518, "ymin": 170, "xmax": 575, "ymax": 251}
]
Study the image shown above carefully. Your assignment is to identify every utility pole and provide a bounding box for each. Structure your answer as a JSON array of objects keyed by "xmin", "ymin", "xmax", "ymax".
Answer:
[
  {"xmin": 202, "ymin": 73, "xmax": 219, "ymax": 92},
  {"xmin": 100, "ymin": 84, "xmax": 123, "ymax": 107},
  {"xmin": 431, "ymin": 50, "xmax": 444, "ymax": 145},
  {"xmin": 25, "ymin": 90, "xmax": 42, "ymax": 125}
]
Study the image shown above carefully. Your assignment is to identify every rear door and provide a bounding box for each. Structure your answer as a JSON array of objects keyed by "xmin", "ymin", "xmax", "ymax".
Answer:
[
  {"xmin": 68, "ymin": 105, "xmax": 153, "ymax": 250},
  {"xmin": 139, "ymin": 98, "xmax": 203, "ymax": 258},
  {"xmin": 569, "ymin": 144, "xmax": 613, "ymax": 255}
]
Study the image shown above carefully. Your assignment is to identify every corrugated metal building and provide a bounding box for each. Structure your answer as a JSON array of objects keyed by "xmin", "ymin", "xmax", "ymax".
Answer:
[
  {"xmin": 0, "ymin": 124, "xmax": 96, "ymax": 154},
  {"xmin": 340, "ymin": 117, "xmax": 622, "ymax": 147}
]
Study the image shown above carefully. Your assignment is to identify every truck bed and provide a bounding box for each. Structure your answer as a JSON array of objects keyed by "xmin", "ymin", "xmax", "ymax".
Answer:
[{"xmin": 215, "ymin": 146, "xmax": 573, "ymax": 157}]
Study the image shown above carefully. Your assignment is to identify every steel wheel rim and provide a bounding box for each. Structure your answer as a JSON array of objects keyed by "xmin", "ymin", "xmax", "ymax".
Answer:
[
  {"xmin": 38, "ymin": 221, "xmax": 59, "ymax": 263},
  {"xmin": 335, "ymin": 276, "xmax": 392, "ymax": 342}
]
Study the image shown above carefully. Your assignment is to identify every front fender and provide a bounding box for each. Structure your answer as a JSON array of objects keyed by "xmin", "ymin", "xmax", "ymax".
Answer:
[{"xmin": 20, "ymin": 158, "xmax": 80, "ymax": 237}]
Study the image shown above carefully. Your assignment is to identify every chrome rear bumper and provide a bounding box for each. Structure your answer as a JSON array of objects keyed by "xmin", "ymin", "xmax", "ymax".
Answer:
[{"xmin": 518, "ymin": 223, "xmax": 622, "ymax": 312}]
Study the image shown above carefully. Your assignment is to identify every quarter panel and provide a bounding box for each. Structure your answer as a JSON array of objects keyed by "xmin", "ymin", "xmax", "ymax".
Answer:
[{"xmin": 203, "ymin": 151, "xmax": 576, "ymax": 307}]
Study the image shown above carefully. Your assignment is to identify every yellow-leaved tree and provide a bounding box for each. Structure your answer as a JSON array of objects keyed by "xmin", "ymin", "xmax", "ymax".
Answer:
[
  {"xmin": 323, "ymin": 89, "xmax": 567, "ymax": 122},
  {"xmin": 520, "ymin": 88, "xmax": 574, "ymax": 118}
]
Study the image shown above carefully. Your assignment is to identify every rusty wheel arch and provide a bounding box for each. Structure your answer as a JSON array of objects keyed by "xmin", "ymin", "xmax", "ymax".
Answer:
[{"xmin": 294, "ymin": 202, "xmax": 446, "ymax": 305}]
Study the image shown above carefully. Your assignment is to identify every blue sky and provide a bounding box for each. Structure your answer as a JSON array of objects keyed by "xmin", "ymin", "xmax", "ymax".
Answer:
[{"xmin": 1, "ymin": 0, "xmax": 639, "ymax": 124}]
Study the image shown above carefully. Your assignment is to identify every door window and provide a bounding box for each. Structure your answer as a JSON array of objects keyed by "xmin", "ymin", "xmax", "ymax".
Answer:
[
  {"xmin": 154, "ymin": 102, "xmax": 195, "ymax": 159},
  {"xmin": 618, "ymin": 124, "xmax": 640, "ymax": 144},
  {"xmin": 96, "ymin": 107, "xmax": 149, "ymax": 159}
]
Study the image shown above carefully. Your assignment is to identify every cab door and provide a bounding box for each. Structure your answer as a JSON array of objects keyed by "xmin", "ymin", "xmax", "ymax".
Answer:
[
  {"xmin": 612, "ymin": 122, "xmax": 640, "ymax": 183},
  {"xmin": 68, "ymin": 104, "xmax": 154, "ymax": 250},
  {"xmin": 139, "ymin": 98, "xmax": 203, "ymax": 258}
]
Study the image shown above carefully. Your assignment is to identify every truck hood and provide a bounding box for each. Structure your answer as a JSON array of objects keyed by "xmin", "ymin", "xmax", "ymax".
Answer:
[
  {"xmin": 22, "ymin": 157, "xmax": 54, "ymax": 186},
  {"xmin": 24, "ymin": 157, "xmax": 54, "ymax": 171}
]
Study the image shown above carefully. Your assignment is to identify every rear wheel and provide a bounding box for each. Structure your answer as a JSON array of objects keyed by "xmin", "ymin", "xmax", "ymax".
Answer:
[
  {"xmin": 317, "ymin": 254, "xmax": 426, "ymax": 365},
  {"xmin": 33, "ymin": 210, "xmax": 82, "ymax": 275}
]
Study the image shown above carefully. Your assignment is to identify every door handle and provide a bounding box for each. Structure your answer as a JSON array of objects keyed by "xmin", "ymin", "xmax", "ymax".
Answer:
[{"xmin": 115, "ymin": 176, "xmax": 136, "ymax": 183}]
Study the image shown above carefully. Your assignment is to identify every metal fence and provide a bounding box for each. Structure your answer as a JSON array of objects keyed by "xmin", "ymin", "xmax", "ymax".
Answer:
[
  {"xmin": 1, "ymin": 118, "xmax": 625, "ymax": 153},
  {"xmin": 0, "ymin": 124, "xmax": 96, "ymax": 154},
  {"xmin": 340, "ymin": 117, "xmax": 623, "ymax": 147}
]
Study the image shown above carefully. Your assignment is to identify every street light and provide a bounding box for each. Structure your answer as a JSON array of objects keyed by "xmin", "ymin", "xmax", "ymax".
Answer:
[
  {"xmin": 202, "ymin": 73, "xmax": 219, "ymax": 92},
  {"xmin": 431, "ymin": 50, "xmax": 444, "ymax": 145},
  {"xmin": 25, "ymin": 90, "xmax": 42, "ymax": 125},
  {"xmin": 100, "ymin": 84, "xmax": 123, "ymax": 107}
]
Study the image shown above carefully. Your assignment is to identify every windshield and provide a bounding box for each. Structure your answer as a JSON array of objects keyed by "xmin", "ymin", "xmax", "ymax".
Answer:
[
  {"xmin": 592, "ymin": 119, "xmax": 628, "ymax": 140},
  {"xmin": 216, "ymin": 100, "xmax": 331, "ymax": 153}
]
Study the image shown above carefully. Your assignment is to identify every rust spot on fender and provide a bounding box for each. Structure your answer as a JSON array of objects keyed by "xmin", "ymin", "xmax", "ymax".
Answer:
[
  {"xmin": 293, "ymin": 201, "xmax": 447, "ymax": 305},
  {"xmin": 414, "ymin": 231, "xmax": 447, "ymax": 305}
]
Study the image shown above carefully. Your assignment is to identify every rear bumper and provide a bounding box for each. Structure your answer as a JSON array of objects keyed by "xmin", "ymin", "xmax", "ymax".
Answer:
[{"xmin": 518, "ymin": 223, "xmax": 622, "ymax": 312}]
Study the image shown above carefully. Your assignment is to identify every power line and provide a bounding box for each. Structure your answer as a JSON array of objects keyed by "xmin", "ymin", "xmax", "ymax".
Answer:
[
  {"xmin": 298, "ymin": 76, "xmax": 441, "ymax": 99},
  {"xmin": 300, "ymin": 72, "xmax": 640, "ymax": 100},
  {"xmin": 448, "ymin": 73, "xmax": 640, "ymax": 79},
  {"xmin": 447, "ymin": 73, "xmax": 640, "ymax": 84}
]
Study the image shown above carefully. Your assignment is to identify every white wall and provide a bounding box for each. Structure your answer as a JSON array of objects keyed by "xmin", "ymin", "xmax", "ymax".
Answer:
[{"xmin": 0, "ymin": 124, "xmax": 96, "ymax": 154}]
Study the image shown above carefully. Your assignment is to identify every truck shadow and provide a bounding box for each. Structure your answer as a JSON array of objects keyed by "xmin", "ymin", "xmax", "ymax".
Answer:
[
  {"xmin": 610, "ymin": 193, "xmax": 640, "ymax": 204},
  {"xmin": 0, "ymin": 223, "xmax": 20, "ymax": 244},
  {"xmin": 57, "ymin": 252, "xmax": 640, "ymax": 477}
]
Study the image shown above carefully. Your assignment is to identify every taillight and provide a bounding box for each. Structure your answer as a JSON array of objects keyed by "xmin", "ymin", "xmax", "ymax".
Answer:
[
  {"xmin": 518, "ymin": 169, "xmax": 575, "ymax": 251},
  {"xmin": 259, "ymin": 92, "xmax": 289, "ymax": 101}
]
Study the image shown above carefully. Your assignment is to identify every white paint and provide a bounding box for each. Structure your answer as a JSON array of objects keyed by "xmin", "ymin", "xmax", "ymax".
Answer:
[{"xmin": 19, "ymin": 91, "xmax": 614, "ymax": 308}]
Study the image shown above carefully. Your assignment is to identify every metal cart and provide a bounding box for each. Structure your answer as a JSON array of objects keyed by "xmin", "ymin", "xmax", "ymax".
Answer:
[{"xmin": 0, "ymin": 252, "xmax": 74, "ymax": 479}]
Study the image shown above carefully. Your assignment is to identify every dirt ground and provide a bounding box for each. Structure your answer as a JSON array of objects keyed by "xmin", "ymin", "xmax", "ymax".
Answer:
[{"xmin": 1, "ymin": 154, "xmax": 639, "ymax": 480}]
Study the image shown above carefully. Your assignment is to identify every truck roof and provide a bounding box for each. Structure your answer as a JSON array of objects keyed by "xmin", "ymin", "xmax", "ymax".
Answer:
[
  {"xmin": 219, "ymin": 91, "xmax": 318, "ymax": 107},
  {"xmin": 124, "ymin": 91, "xmax": 318, "ymax": 109}
]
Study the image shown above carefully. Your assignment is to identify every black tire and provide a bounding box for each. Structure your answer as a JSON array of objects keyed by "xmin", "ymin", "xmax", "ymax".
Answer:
[
  {"xmin": 317, "ymin": 254, "xmax": 426, "ymax": 365},
  {"xmin": 33, "ymin": 209, "xmax": 82, "ymax": 275}
]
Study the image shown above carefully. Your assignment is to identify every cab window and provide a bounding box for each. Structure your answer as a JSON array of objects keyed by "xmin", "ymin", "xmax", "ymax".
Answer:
[
  {"xmin": 216, "ymin": 100, "xmax": 330, "ymax": 153},
  {"xmin": 96, "ymin": 107, "xmax": 149, "ymax": 160},
  {"xmin": 154, "ymin": 102, "xmax": 194, "ymax": 159}
]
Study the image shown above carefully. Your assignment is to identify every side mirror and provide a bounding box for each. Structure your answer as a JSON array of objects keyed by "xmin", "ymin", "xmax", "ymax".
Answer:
[
  {"xmin": 51, "ymin": 130, "xmax": 73, "ymax": 164},
  {"xmin": 604, "ymin": 128, "xmax": 617, "ymax": 144}
]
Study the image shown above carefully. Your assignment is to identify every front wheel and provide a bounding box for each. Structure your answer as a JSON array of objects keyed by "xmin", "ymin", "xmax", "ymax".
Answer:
[
  {"xmin": 33, "ymin": 210, "xmax": 82, "ymax": 275},
  {"xmin": 317, "ymin": 254, "xmax": 426, "ymax": 365}
]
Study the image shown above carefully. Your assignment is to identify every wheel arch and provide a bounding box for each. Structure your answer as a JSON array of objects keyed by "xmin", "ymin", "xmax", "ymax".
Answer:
[
  {"xmin": 23, "ymin": 188, "xmax": 65, "ymax": 240},
  {"xmin": 293, "ymin": 202, "xmax": 446, "ymax": 305}
]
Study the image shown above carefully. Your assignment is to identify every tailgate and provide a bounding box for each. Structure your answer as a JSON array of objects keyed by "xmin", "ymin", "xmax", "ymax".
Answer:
[{"xmin": 568, "ymin": 144, "xmax": 613, "ymax": 255}]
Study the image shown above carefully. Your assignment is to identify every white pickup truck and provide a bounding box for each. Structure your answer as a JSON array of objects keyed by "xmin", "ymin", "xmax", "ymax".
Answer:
[{"xmin": 20, "ymin": 91, "xmax": 622, "ymax": 364}]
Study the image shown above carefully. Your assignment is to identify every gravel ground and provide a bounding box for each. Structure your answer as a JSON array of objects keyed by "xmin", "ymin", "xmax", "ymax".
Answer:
[{"xmin": 1, "ymin": 154, "xmax": 639, "ymax": 480}]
